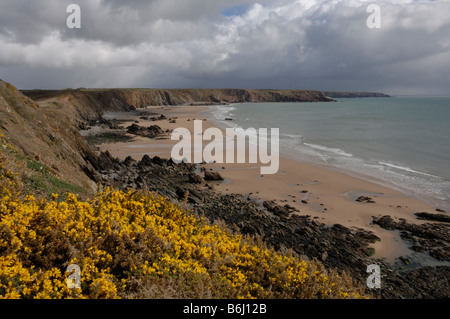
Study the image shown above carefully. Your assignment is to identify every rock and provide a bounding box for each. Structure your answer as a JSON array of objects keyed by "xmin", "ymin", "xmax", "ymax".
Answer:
[
  {"xmin": 399, "ymin": 256, "xmax": 412, "ymax": 265},
  {"xmin": 97, "ymin": 151, "xmax": 117, "ymax": 170},
  {"xmin": 430, "ymin": 248, "xmax": 449, "ymax": 261},
  {"xmin": 139, "ymin": 154, "xmax": 153, "ymax": 167},
  {"xmin": 356, "ymin": 195, "xmax": 375, "ymax": 203},
  {"xmin": 123, "ymin": 156, "xmax": 137, "ymax": 167},
  {"xmin": 372, "ymin": 215, "xmax": 397, "ymax": 230},
  {"xmin": 262, "ymin": 200, "xmax": 296, "ymax": 217},
  {"xmin": 147, "ymin": 125, "xmax": 165, "ymax": 136},
  {"xmin": 204, "ymin": 171, "xmax": 224, "ymax": 181},
  {"xmin": 188, "ymin": 173, "xmax": 203, "ymax": 184},
  {"xmin": 134, "ymin": 175, "xmax": 146, "ymax": 188},
  {"xmin": 415, "ymin": 212, "xmax": 450, "ymax": 223},
  {"xmin": 362, "ymin": 247, "xmax": 376, "ymax": 257},
  {"xmin": 150, "ymin": 156, "xmax": 164, "ymax": 166},
  {"xmin": 373, "ymin": 215, "xmax": 450, "ymax": 261},
  {"xmin": 148, "ymin": 114, "xmax": 167, "ymax": 121},
  {"xmin": 175, "ymin": 187, "xmax": 186, "ymax": 200},
  {"xmin": 79, "ymin": 121, "xmax": 89, "ymax": 130},
  {"xmin": 126, "ymin": 123, "xmax": 142, "ymax": 134},
  {"xmin": 224, "ymin": 118, "xmax": 233, "ymax": 121},
  {"xmin": 126, "ymin": 124, "xmax": 169, "ymax": 139}
]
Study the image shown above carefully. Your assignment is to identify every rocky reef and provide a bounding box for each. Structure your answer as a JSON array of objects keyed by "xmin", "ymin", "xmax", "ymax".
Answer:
[{"xmin": 94, "ymin": 151, "xmax": 450, "ymax": 299}]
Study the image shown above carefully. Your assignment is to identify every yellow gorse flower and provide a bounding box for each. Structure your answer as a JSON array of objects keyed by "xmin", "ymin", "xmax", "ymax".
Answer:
[{"xmin": 0, "ymin": 133, "xmax": 368, "ymax": 299}]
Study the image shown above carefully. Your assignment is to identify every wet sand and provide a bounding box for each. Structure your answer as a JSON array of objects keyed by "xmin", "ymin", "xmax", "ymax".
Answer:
[{"xmin": 98, "ymin": 104, "xmax": 439, "ymax": 262}]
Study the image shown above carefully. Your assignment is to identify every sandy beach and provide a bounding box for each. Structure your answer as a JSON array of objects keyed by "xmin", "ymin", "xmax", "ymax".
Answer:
[{"xmin": 98, "ymin": 104, "xmax": 439, "ymax": 262}]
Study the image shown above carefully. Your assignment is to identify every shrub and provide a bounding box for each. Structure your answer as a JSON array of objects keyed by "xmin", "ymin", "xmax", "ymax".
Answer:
[{"xmin": 0, "ymin": 131, "xmax": 368, "ymax": 299}]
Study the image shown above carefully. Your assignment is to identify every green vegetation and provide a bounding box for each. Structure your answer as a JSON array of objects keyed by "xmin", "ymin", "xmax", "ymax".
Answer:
[
  {"xmin": 0, "ymin": 130, "xmax": 369, "ymax": 299},
  {"xmin": 2, "ymin": 145, "xmax": 87, "ymax": 199},
  {"xmin": 84, "ymin": 132, "xmax": 134, "ymax": 146}
]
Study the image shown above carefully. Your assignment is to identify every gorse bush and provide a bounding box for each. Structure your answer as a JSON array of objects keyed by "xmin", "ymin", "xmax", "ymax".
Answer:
[{"xmin": 0, "ymin": 131, "xmax": 368, "ymax": 299}]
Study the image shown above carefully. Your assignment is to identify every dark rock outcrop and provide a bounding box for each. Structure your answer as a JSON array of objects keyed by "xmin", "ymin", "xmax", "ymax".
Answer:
[
  {"xmin": 373, "ymin": 215, "xmax": 450, "ymax": 261},
  {"xmin": 126, "ymin": 124, "xmax": 170, "ymax": 139},
  {"xmin": 356, "ymin": 195, "xmax": 376, "ymax": 203},
  {"xmin": 204, "ymin": 171, "xmax": 224, "ymax": 181},
  {"xmin": 263, "ymin": 200, "xmax": 297, "ymax": 217},
  {"xmin": 415, "ymin": 212, "xmax": 450, "ymax": 223},
  {"xmin": 188, "ymin": 173, "xmax": 204, "ymax": 184}
]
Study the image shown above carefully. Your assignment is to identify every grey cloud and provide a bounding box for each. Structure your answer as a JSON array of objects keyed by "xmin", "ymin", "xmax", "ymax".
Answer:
[{"xmin": 0, "ymin": 0, "xmax": 449, "ymax": 95}]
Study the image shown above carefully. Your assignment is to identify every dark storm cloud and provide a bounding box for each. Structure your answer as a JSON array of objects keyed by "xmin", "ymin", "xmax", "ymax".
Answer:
[{"xmin": 0, "ymin": 0, "xmax": 449, "ymax": 95}]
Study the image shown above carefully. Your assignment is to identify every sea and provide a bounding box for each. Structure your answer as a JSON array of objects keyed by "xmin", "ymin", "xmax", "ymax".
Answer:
[{"xmin": 209, "ymin": 97, "xmax": 450, "ymax": 211}]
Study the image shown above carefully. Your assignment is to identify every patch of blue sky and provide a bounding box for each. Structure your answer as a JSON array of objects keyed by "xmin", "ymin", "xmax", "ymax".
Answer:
[{"xmin": 221, "ymin": 4, "xmax": 250, "ymax": 17}]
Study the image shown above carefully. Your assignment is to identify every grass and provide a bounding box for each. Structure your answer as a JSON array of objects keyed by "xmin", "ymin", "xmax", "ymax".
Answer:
[
  {"xmin": 1, "ymin": 143, "xmax": 87, "ymax": 199},
  {"xmin": 84, "ymin": 131, "xmax": 134, "ymax": 146},
  {"xmin": 23, "ymin": 158, "xmax": 86, "ymax": 198}
]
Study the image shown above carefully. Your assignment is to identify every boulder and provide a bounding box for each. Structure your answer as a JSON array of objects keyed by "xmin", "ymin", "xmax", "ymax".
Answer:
[
  {"xmin": 356, "ymin": 195, "xmax": 375, "ymax": 203},
  {"xmin": 204, "ymin": 171, "xmax": 224, "ymax": 181},
  {"xmin": 188, "ymin": 173, "xmax": 203, "ymax": 184},
  {"xmin": 126, "ymin": 124, "xmax": 167, "ymax": 139}
]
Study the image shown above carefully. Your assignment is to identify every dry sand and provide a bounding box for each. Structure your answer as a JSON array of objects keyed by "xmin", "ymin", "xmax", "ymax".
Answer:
[{"xmin": 99, "ymin": 104, "xmax": 438, "ymax": 262}]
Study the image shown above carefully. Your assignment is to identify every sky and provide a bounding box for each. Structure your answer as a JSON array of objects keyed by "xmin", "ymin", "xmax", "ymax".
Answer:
[{"xmin": 0, "ymin": 0, "xmax": 449, "ymax": 95}]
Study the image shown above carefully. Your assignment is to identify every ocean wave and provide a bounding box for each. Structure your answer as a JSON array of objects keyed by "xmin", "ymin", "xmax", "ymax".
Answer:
[
  {"xmin": 280, "ymin": 133, "xmax": 304, "ymax": 140},
  {"xmin": 303, "ymin": 143, "xmax": 353, "ymax": 157},
  {"xmin": 210, "ymin": 105, "xmax": 235, "ymax": 114},
  {"xmin": 379, "ymin": 162, "xmax": 440, "ymax": 178},
  {"xmin": 216, "ymin": 106, "xmax": 236, "ymax": 112}
]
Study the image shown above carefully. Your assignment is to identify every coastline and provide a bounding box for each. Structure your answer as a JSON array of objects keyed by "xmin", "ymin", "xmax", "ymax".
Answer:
[{"xmin": 96, "ymin": 104, "xmax": 443, "ymax": 264}]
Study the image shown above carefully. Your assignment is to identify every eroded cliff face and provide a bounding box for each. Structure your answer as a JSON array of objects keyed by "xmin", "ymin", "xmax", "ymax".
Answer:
[
  {"xmin": 0, "ymin": 80, "xmax": 100, "ymax": 194},
  {"xmin": 22, "ymin": 88, "xmax": 334, "ymax": 118},
  {"xmin": 72, "ymin": 88, "xmax": 335, "ymax": 108}
]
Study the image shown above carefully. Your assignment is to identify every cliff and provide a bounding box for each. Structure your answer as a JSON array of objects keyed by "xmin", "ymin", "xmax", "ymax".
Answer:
[
  {"xmin": 21, "ymin": 88, "xmax": 334, "ymax": 119},
  {"xmin": 0, "ymin": 80, "xmax": 101, "ymax": 195}
]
